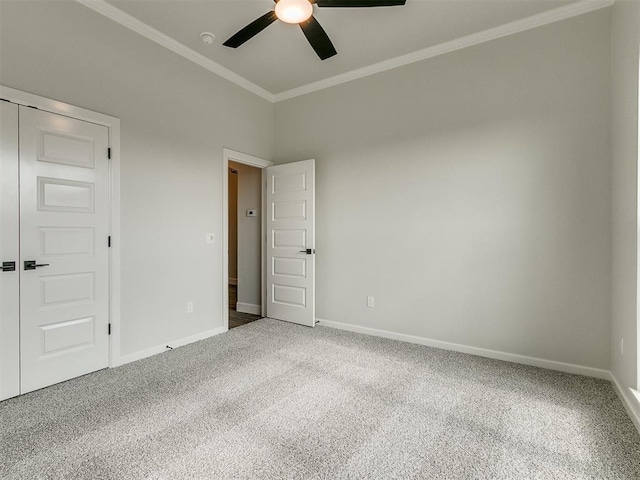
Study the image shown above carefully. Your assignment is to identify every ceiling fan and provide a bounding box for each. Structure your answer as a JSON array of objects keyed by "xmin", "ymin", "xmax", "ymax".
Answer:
[{"xmin": 223, "ymin": 0, "xmax": 407, "ymax": 61}]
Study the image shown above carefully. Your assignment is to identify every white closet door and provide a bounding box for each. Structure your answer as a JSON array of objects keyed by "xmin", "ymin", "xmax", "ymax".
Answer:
[
  {"xmin": 0, "ymin": 101, "xmax": 20, "ymax": 401},
  {"xmin": 19, "ymin": 106, "xmax": 110, "ymax": 394},
  {"xmin": 266, "ymin": 159, "xmax": 315, "ymax": 327}
]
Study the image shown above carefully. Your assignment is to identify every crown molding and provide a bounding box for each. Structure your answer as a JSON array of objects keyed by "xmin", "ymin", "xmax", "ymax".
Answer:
[
  {"xmin": 273, "ymin": 0, "xmax": 614, "ymax": 102},
  {"xmin": 76, "ymin": 0, "xmax": 613, "ymax": 105},
  {"xmin": 75, "ymin": 0, "xmax": 275, "ymax": 103}
]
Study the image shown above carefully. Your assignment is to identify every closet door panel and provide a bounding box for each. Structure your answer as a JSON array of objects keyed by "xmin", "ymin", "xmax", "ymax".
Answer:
[
  {"xmin": 19, "ymin": 106, "xmax": 110, "ymax": 394},
  {"xmin": 0, "ymin": 101, "xmax": 20, "ymax": 401}
]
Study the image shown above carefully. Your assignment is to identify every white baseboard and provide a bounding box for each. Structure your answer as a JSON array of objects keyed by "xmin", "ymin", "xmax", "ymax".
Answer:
[
  {"xmin": 610, "ymin": 373, "xmax": 640, "ymax": 434},
  {"xmin": 229, "ymin": 278, "xmax": 237, "ymax": 286},
  {"xmin": 114, "ymin": 326, "xmax": 227, "ymax": 367},
  {"xmin": 316, "ymin": 318, "xmax": 610, "ymax": 380},
  {"xmin": 236, "ymin": 302, "xmax": 261, "ymax": 315}
]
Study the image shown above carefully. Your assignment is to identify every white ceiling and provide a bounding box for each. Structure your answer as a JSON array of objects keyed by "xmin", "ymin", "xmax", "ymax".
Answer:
[{"xmin": 104, "ymin": 0, "xmax": 587, "ymax": 96}]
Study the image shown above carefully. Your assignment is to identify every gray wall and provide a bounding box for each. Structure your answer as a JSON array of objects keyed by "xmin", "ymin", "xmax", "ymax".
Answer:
[
  {"xmin": 229, "ymin": 168, "xmax": 239, "ymax": 282},
  {"xmin": 275, "ymin": 11, "xmax": 612, "ymax": 369},
  {"xmin": 235, "ymin": 163, "xmax": 263, "ymax": 310},
  {"xmin": 611, "ymin": 0, "xmax": 639, "ymax": 392},
  {"xmin": 0, "ymin": 1, "xmax": 273, "ymax": 356}
]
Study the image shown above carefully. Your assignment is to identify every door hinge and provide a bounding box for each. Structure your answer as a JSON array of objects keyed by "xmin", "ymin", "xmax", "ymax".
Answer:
[
  {"xmin": 108, "ymin": 324, "xmax": 112, "ymax": 335},
  {"xmin": 107, "ymin": 147, "xmax": 111, "ymax": 159},
  {"xmin": 108, "ymin": 236, "xmax": 111, "ymax": 247}
]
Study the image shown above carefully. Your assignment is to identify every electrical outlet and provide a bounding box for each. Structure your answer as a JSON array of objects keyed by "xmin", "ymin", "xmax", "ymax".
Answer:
[
  {"xmin": 620, "ymin": 337, "xmax": 624, "ymax": 356},
  {"xmin": 187, "ymin": 301, "xmax": 194, "ymax": 313},
  {"xmin": 367, "ymin": 296, "xmax": 375, "ymax": 308}
]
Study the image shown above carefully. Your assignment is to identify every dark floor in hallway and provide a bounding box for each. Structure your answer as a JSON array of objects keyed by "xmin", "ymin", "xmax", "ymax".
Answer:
[{"xmin": 229, "ymin": 284, "xmax": 261, "ymax": 329}]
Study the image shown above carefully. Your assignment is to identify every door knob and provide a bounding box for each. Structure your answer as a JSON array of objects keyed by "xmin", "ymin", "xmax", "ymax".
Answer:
[
  {"xmin": 1, "ymin": 261, "xmax": 15, "ymax": 272},
  {"xmin": 24, "ymin": 260, "xmax": 50, "ymax": 270}
]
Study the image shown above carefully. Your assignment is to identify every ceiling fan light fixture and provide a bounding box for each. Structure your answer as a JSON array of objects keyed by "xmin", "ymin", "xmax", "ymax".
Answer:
[{"xmin": 275, "ymin": 0, "xmax": 313, "ymax": 24}]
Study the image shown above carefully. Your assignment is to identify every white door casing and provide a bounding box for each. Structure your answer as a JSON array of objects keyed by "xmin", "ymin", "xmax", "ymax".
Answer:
[
  {"xmin": 0, "ymin": 101, "xmax": 20, "ymax": 401},
  {"xmin": 19, "ymin": 106, "xmax": 110, "ymax": 394},
  {"xmin": 266, "ymin": 159, "xmax": 315, "ymax": 327}
]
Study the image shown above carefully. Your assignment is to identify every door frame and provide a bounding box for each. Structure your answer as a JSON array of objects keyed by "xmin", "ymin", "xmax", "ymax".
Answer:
[
  {"xmin": 0, "ymin": 85, "xmax": 122, "ymax": 368},
  {"xmin": 222, "ymin": 148, "xmax": 272, "ymax": 330}
]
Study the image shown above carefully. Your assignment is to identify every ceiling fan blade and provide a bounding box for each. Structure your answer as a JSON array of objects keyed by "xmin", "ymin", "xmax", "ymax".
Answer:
[
  {"xmin": 315, "ymin": 0, "xmax": 405, "ymax": 6},
  {"xmin": 299, "ymin": 15, "xmax": 337, "ymax": 60},
  {"xmin": 223, "ymin": 11, "xmax": 278, "ymax": 48}
]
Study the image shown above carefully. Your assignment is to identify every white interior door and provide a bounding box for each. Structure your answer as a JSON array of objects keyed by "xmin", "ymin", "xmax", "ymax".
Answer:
[
  {"xmin": 0, "ymin": 101, "xmax": 20, "ymax": 401},
  {"xmin": 19, "ymin": 106, "xmax": 110, "ymax": 394},
  {"xmin": 266, "ymin": 159, "xmax": 315, "ymax": 327}
]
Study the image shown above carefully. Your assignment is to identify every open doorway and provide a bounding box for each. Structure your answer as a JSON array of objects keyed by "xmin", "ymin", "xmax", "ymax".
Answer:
[
  {"xmin": 228, "ymin": 161, "xmax": 263, "ymax": 329},
  {"xmin": 222, "ymin": 149, "xmax": 273, "ymax": 331}
]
